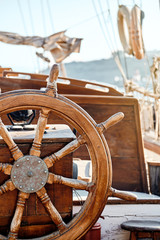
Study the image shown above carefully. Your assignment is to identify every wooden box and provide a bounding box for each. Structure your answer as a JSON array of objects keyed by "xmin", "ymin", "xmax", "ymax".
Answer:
[{"xmin": 0, "ymin": 124, "xmax": 75, "ymax": 237}]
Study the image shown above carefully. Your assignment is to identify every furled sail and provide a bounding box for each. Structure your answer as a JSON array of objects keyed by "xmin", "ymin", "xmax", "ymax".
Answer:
[{"xmin": 0, "ymin": 30, "xmax": 82, "ymax": 63}]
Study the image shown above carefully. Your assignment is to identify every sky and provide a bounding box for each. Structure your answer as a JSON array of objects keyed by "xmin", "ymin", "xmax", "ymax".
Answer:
[{"xmin": 0, "ymin": 0, "xmax": 159, "ymax": 72}]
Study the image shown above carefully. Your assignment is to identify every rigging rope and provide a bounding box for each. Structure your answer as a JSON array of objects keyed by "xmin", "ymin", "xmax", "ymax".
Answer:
[
  {"xmin": 17, "ymin": 0, "xmax": 37, "ymax": 72},
  {"xmin": 91, "ymin": 0, "xmax": 114, "ymax": 54},
  {"xmin": 27, "ymin": 0, "xmax": 41, "ymax": 72},
  {"xmin": 46, "ymin": 0, "xmax": 55, "ymax": 33},
  {"xmin": 27, "ymin": 0, "xmax": 35, "ymax": 35},
  {"xmin": 106, "ymin": 0, "xmax": 119, "ymax": 52},
  {"xmin": 106, "ymin": 0, "xmax": 123, "ymax": 67},
  {"xmin": 123, "ymin": 53, "xmax": 129, "ymax": 79},
  {"xmin": 67, "ymin": 9, "xmax": 108, "ymax": 30},
  {"xmin": 17, "ymin": 0, "xmax": 28, "ymax": 34},
  {"xmin": 92, "ymin": 0, "xmax": 130, "ymax": 88},
  {"xmin": 133, "ymin": 0, "xmax": 136, "ymax": 5},
  {"xmin": 40, "ymin": 0, "xmax": 47, "ymax": 36},
  {"xmin": 97, "ymin": 0, "xmax": 117, "ymax": 51},
  {"xmin": 40, "ymin": 0, "xmax": 48, "ymax": 71},
  {"xmin": 92, "ymin": 0, "xmax": 129, "ymax": 85}
]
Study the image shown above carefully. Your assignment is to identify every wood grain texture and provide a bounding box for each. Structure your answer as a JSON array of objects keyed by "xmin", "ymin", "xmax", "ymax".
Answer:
[
  {"xmin": 36, "ymin": 188, "xmax": 67, "ymax": 232},
  {"xmin": 0, "ymin": 118, "xmax": 23, "ymax": 160},
  {"xmin": 44, "ymin": 135, "xmax": 85, "ymax": 168},
  {"xmin": 30, "ymin": 108, "xmax": 50, "ymax": 156},
  {"xmin": 108, "ymin": 187, "xmax": 137, "ymax": 201},
  {"xmin": 0, "ymin": 163, "xmax": 12, "ymax": 175},
  {"xmin": 39, "ymin": 94, "xmax": 147, "ymax": 193},
  {"xmin": 97, "ymin": 112, "xmax": 124, "ymax": 132},
  {"xmin": 8, "ymin": 192, "xmax": 29, "ymax": 240},
  {"xmin": 47, "ymin": 173, "xmax": 92, "ymax": 191},
  {"xmin": 0, "ymin": 70, "xmax": 123, "ymax": 96},
  {"xmin": 0, "ymin": 88, "xmax": 110, "ymax": 239},
  {"xmin": 0, "ymin": 70, "xmax": 147, "ymax": 193},
  {"xmin": 64, "ymin": 95, "xmax": 148, "ymax": 193},
  {"xmin": 0, "ymin": 131, "xmax": 73, "ymax": 236},
  {"xmin": 0, "ymin": 180, "xmax": 15, "ymax": 195},
  {"xmin": 46, "ymin": 64, "xmax": 59, "ymax": 97}
]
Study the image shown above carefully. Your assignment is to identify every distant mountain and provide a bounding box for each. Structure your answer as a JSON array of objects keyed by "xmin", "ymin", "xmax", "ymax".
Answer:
[
  {"xmin": 63, "ymin": 50, "xmax": 160, "ymax": 90},
  {"xmin": 43, "ymin": 50, "xmax": 160, "ymax": 91}
]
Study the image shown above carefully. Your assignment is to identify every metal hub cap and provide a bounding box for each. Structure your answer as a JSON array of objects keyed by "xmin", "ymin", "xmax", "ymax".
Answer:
[{"xmin": 11, "ymin": 155, "xmax": 49, "ymax": 193}]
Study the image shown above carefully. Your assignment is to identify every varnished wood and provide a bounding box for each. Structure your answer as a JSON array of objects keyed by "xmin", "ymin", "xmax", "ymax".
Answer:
[
  {"xmin": 0, "ymin": 87, "xmax": 110, "ymax": 239},
  {"xmin": 8, "ymin": 192, "xmax": 29, "ymax": 240},
  {"xmin": 3, "ymin": 70, "xmax": 47, "ymax": 80},
  {"xmin": 0, "ymin": 126, "xmax": 74, "ymax": 221},
  {"xmin": 108, "ymin": 187, "xmax": 137, "ymax": 201},
  {"xmin": 0, "ymin": 163, "xmax": 12, "ymax": 175},
  {"xmin": 47, "ymin": 173, "xmax": 93, "ymax": 191},
  {"xmin": 97, "ymin": 112, "xmax": 124, "ymax": 133},
  {"xmin": 30, "ymin": 108, "xmax": 50, "ymax": 156},
  {"xmin": 63, "ymin": 95, "xmax": 148, "ymax": 193},
  {"xmin": 0, "ymin": 64, "xmax": 137, "ymax": 239},
  {"xmin": 36, "ymin": 188, "xmax": 67, "ymax": 232},
  {"xmin": 44, "ymin": 135, "xmax": 85, "ymax": 168},
  {"xmin": 0, "ymin": 180, "xmax": 15, "ymax": 195},
  {"xmin": 0, "ymin": 124, "xmax": 75, "ymax": 144},
  {"xmin": 0, "ymin": 68, "xmax": 12, "ymax": 77},
  {"xmin": 46, "ymin": 64, "xmax": 59, "ymax": 97},
  {"xmin": 1, "ymin": 70, "xmax": 123, "ymax": 96},
  {"xmin": 0, "ymin": 118, "xmax": 23, "ymax": 160}
]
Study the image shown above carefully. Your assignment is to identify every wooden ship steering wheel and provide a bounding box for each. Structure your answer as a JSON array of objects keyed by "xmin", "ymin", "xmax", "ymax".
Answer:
[{"xmin": 0, "ymin": 64, "xmax": 136, "ymax": 240}]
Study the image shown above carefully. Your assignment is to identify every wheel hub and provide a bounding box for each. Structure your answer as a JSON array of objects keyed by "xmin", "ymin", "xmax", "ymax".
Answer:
[{"xmin": 11, "ymin": 155, "xmax": 49, "ymax": 193}]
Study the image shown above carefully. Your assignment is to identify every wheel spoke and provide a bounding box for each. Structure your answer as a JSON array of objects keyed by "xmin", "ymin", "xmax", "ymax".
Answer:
[
  {"xmin": 8, "ymin": 191, "xmax": 29, "ymax": 240},
  {"xmin": 0, "ymin": 163, "xmax": 12, "ymax": 175},
  {"xmin": 44, "ymin": 135, "xmax": 85, "ymax": 168},
  {"xmin": 0, "ymin": 118, "xmax": 23, "ymax": 160},
  {"xmin": 47, "ymin": 173, "xmax": 94, "ymax": 192},
  {"xmin": 96, "ymin": 112, "xmax": 124, "ymax": 133},
  {"xmin": 108, "ymin": 187, "xmax": 137, "ymax": 201},
  {"xmin": 0, "ymin": 180, "xmax": 15, "ymax": 196},
  {"xmin": 30, "ymin": 108, "xmax": 50, "ymax": 157},
  {"xmin": 36, "ymin": 187, "xmax": 67, "ymax": 232}
]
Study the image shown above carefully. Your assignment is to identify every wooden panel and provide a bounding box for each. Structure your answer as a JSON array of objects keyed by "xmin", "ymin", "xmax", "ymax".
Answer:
[
  {"xmin": 80, "ymin": 104, "xmax": 137, "ymax": 157},
  {"xmin": 1, "ymin": 95, "xmax": 147, "ymax": 192},
  {"xmin": 112, "ymin": 157, "xmax": 142, "ymax": 191},
  {"xmin": 0, "ymin": 72, "xmax": 123, "ymax": 96},
  {"xmin": 64, "ymin": 95, "xmax": 148, "ymax": 193},
  {"xmin": 28, "ymin": 95, "xmax": 147, "ymax": 192},
  {"xmin": 0, "ymin": 126, "xmax": 74, "ymax": 235}
]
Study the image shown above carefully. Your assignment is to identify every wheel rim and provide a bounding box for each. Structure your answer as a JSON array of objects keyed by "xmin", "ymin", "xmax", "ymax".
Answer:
[{"xmin": 0, "ymin": 90, "xmax": 110, "ymax": 240}]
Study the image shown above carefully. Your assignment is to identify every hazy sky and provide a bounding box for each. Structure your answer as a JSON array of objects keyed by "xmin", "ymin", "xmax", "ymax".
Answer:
[{"xmin": 0, "ymin": 0, "xmax": 159, "ymax": 72}]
